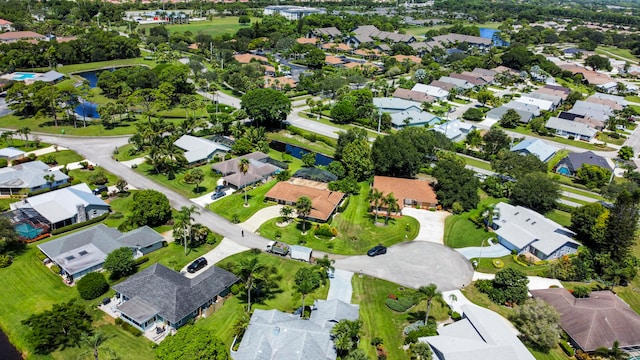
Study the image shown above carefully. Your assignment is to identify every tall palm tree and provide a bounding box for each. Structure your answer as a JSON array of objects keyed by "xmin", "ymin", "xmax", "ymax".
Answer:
[
  {"xmin": 382, "ymin": 193, "xmax": 398, "ymax": 225},
  {"xmin": 481, "ymin": 203, "xmax": 500, "ymax": 231},
  {"xmin": 296, "ymin": 196, "xmax": 312, "ymax": 233},
  {"xmin": 19, "ymin": 127, "xmax": 31, "ymax": 147},
  {"xmin": 367, "ymin": 188, "xmax": 384, "ymax": 224},
  {"xmin": 238, "ymin": 158, "xmax": 250, "ymax": 206},
  {"xmin": 417, "ymin": 283, "xmax": 442, "ymax": 325},
  {"xmin": 174, "ymin": 205, "xmax": 200, "ymax": 255},
  {"xmin": 81, "ymin": 331, "xmax": 113, "ymax": 360},
  {"xmin": 236, "ymin": 256, "xmax": 265, "ymax": 312},
  {"xmin": 43, "ymin": 174, "xmax": 56, "ymax": 189}
]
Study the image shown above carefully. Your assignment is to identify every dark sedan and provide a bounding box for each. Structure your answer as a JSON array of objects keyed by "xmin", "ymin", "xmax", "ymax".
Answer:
[
  {"xmin": 187, "ymin": 257, "xmax": 208, "ymax": 273},
  {"xmin": 367, "ymin": 245, "xmax": 387, "ymax": 257}
]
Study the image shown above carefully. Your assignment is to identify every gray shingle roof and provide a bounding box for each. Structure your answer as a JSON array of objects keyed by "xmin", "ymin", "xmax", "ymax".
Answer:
[
  {"xmin": 546, "ymin": 117, "xmax": 598, "ymax": 139},
  {"xmin": 510, "ymin": 138, "xmax": 558, "ymax": 163},
  {"xmin": 113, "ymin": 263, "xmax": 238, "ymax": 324},
  {"xmin": 174, "ymin": 134, "xmax": 231, "ymax": 164},
  {"xmin": 561, "ymin": 151, "xmax": 613, "ymax": 173},
  {"xmin": 486, "ymin": 106, "xmax": 534, "ymax": 124},
  {"xmin": 17, "ymin": 183, "xmax": 109, "ymax": 224},
  {"xmin": 0, "ymin": 161, "xmax": 68, "ymax": 189}
]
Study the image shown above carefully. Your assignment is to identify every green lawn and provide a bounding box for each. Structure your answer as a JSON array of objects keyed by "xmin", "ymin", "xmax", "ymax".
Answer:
[
  {"xmin": 0, "ymin": 197, "xmax": 19, "ymax": 212},
  {"xmin": 474, "ymin": 255, "xmax": 550, "ymax": 276},
  {"xmin": 402, "ymin": 21, "xmax": 502, "ymax": 37},
  {"xmin": 546, "ymin": 150, "xmax": 569, "ymax": 172},
  {"xmin": 135, "ymin": 162, "xmax": 221, "ymax": 198},
  {"xmin": 353, "ymin": 275, "xmax": 451, "ymax": 360},
  {"xmin": 443, "ymin": 197, "xmax": 504, "ymax": 248},
  {"xmin": 559, "ymin": 185, "xmax": 605, "ymax": 201},
  {"xmin": 2, "ymin": 139, "xmax": 52, "ymax": 151},
  {"xmin": 625, "ymin": 95, "xmax": 640, "ymax": 104},
  {"xmin": 140, "ymin": 17, "xmax": 259, "ymax": 37},
  {"xmin": 544, "ymin": 210, "xmax": 571, "ymax": 228},
  {"xmin": 506, "ymin": 126, "xmax": 612, "ymax": 151},
  {"xmin": 597, "ymin": 132, "xmax": 626, "ymax": 146},
  {"xmin": 595, "ymin": 46, "xmax": 639, "ymax": 63},
  {"xmin": 56, "ymin": 57, "xmax": 157, "ymax": 75},
  {"xmin": 268, "ymin": 130, "xmax": 337, "ymax": 158},
  {"xmin": 68, "ymin": 166, "xmax": 119, "ymax": 191},
  {"xmin": 209, "ymin": 180, "xmax": 279, "ymax": 223},
  {"xmin": 462, "ymin": 156, "xmax": 493, "ymax": 171},
  {"xmin": 559, "ymin": 195, "xmax": 590, "ymax": 206},
  {"xmin": 197, "ymin": 251, "xmax": 329, "ymax": 346},
  {"xmin": 44, "ymin": 150, "xmax": 85, "ymax": 165},
  {"xmin": 113, "ymin": 143, "xmax": 146, "ymax": 162}
]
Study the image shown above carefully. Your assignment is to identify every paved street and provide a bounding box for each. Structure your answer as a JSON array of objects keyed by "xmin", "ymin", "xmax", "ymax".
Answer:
[{"xmin": 285, "ymin": 112, "xmax": 343, "ymax": 139}]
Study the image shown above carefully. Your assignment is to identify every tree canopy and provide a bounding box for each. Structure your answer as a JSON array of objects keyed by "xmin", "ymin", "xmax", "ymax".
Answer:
[
  {"xmin": 432, "ymin": 159, "xmax": 480, "ymax": 211},
  {"xmin": 491, "ymin": 151, "xmax": 546, "ymax": 179},
  {"xmin": 241, "ymin": 88, "xmax": 292, "ymax": 128},
  {"xmin": 103, "ymin": 247, "xmax": 136, "ymax": 280},
  {"xmin": 510, "ymin": 299, "xmax": 561, "ymax": 352},
  {"xmin": 155, "ymin": 325, "xmax": 228, "ymax": 360},
  {"xmin": 129, "ymin": 190, "xmax": 172, "ymax": 228},
  {"xmin": 511, "ymin": 172, "xmax": 559, "ymax": 213}
]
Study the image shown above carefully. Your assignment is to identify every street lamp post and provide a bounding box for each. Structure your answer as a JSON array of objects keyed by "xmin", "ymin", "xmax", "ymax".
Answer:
[{"xmin": 378, "ymin": 112, "xmax": 382, "ymax": 134}]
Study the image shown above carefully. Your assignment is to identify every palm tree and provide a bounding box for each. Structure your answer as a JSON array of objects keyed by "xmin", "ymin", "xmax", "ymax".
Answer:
[
  {"xmin": 238, "ymin": 158, "xmax": 250, "ymax": 206},
  {"xmin": 595, "ymin": 341, "xmax": 629, "ymax": 360},
  {"xmin": 294, "ymin": 267, "xmax": 321, "ymax": 318},
  {"xmin": 382, "ymin": 193, "xmax": 398, "ymax": 225},
  {"xmin": 236, "ymin": 256, "xmax": 265, "ymax": 312},
  {"xmin": 368, "ymin": 188, "xmax": 384, "ymax": 224},
  {"xmin": 417, "ymin": 283, "xmax": 442, "ymax": 325},
  {"xmin": 81, "ymin": 331, "xmax": 113, "ymax": 360},
  {"xmin": 279, "ymin": 205, "xmax": 293, "ymax": 223},
  {"xmin": 481, "ymin": 203, "xmax": 500, "ymax": 231},
  {"xmin": 0, "ymin": 131, "xmax": 13, "ymax": 146},
  {"xmin": 19, "ymin": 127, "xmax": 31, "ymax": 147},
  {"xmin": 296, "ymin": 196, "xmax": 312, "ymax": 233},
  {"xmin": 43, "ymin": 174, "xmax": 56, "ymax": 189},
  {"xmin": 174, "ymin": 205, "xmax": 200, "ymax": 255}
]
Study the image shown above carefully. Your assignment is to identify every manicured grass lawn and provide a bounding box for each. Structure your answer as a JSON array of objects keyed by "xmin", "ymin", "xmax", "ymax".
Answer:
[
  {"xmin": 2, "ymin": 139, "xmax": 52, "ymax": 151},
  {"xmin": 443, "ymin": 197, "xmax": 504, "ymax": 248},
  {"xmin": 209, "ymin": 180, "xmax": 279, "ymax": 223},
  {"xmin": 506, "ymin": 126, "xmax": 612, "ymax": 151},
  {"xmin": 0, "ymin": 113, "xmax": 140, "ymax": 136},
  {"xmin": 597, "ymin": 132, "xmax": 626, "ymax": 146},
  {"xmin": 474, "ymin": 255, "xmax": 550, "ymax": 276},
  {"xmin": 198, "ymin": 251, "xmax": 329, "ymax": 345},
  {"xmin": 45, "ymin": 150, "xmax": 85, "ymax": 165},
  {"xmin": 68, "ymin": 166, "xmax": 119, "ymax": 191},
  {"xmin": 113, "ymin": 143, "xmax": 146, "ymax": 162},
  {"xmin": 462, "ymin": 156, "xmax": 493, "ymax": 171},
  {"xmin": 559, "ymin": 195, "xmax": 590, "ymax": 206},
  {"xmin": 135, "ymin": 162, "xmax": 221, "ymax": 198},
  {"xmin": 559, "ymin": 185, "xmax": 605, "ymax": 201},
  {"xmin": 142, "ymin": 17, "xmax": 259, "ymax": 37},
  {"xmin": 595, "ymin": 46, "xmax": 639, "ymax": 63},
  {"xmin": 402, "ymin": 21, "xmax": 502, "ymax": 37},
  {"xmin": 0, "ymin": 197, "xmax": 18, "ymax": 212},
  {"xmin": 56, "ymin": 57, "xmax": 157, "ymax": 74},
  {"xmin": 353, "ymin": 275, "xmax": 450, "ymax": 360},
  {"xmin": 625, "ymin": 95, "xmax": 640, "ymax": 104},
  {"xmin": 544, "ymin": 210, "xmax": 571, "ymax": 228},
  {"xmin": 546, "ymin": 150, "xmax": 569, "ymax": 172},
  {"xmin": 268, "ymin": 130, "xmax": 337, "ymax": 158},
  {"xmin": 258, "ymin": 182, "xmax": 418, "ymax": 254}
]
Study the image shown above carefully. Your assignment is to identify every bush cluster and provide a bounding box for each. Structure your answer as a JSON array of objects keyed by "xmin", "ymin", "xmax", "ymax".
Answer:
[
  {"xmin": 51, "ymin": 213, "xmax": 109, "ymax": 235},
  {"xmin": 115, "ymin": 318, "xmax": 141, "ymax": 336},
  {"xmin": 0, "ymin": 158, "xmax": 7, "ymax": 168},
  {"xmin": 559, "ymin": 340, "xmax": 574, "ymax": 356},
  {"xmin": 315, "ymin": 224, "xmax": 338, "ymax": 237},
  {"xmin": 385, "ymin": 296, "xmax": 416, "ymax": 312},
  {"xmin": 0, "ymin": 254, "xmax": 13, "ymax": 268},
  {"xmin": 76, "ymin": 272, "xmax": 109, "ymax": 300},
  {"xmin": 134, "ymin": 256, "xmax": 149, "ymax": 266},
  {"xmin": 404, "ymin": 326, "xmax": 437, "ymax": 344}
]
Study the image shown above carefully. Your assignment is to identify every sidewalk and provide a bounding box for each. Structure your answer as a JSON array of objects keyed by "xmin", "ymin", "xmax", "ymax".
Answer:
[{"xmin": 26, "ymin": 145, "xmax": 67, "ymax": 157}]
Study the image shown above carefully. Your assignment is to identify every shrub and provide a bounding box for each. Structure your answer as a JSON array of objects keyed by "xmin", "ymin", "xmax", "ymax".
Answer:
[
  {"xmin": 315, "ymin": 224, "xmax": 337, "ymax": 237},
  {"xmin": 115, "ymin": 318, "xmax": 123, "ymax": 325},
  {"xmin": 404, "ymin": 326, "xmax": 437, "ymax": 344},
  {"xmin": 0, "ymin": 158, "xmax": 7, "ymax": 168},
  {"xmin": 385, "ymin": 296, "xmax": 416, "ymax": 312},
  {"xmin": 134, "ymin": 256, "xmax": 149, "ymax": 266},
  {"xmin": 36, "ymin": 251, "xmax": 48, "ymax": 261},
  {"xmin": 0, "ymin": 254, "xmax": 13, "ymax": 268},
  {"xmin": 451, "ymin": 311, "xmax": 462, "ymax": 321},
  {"xmin": 51, "ymin": 213, "xmax": 109, "ymax": 235},
  {"xmin": 109, "ymin": 212, "xmax": 124, "ymax": 219},
  {"xmin": 230, "ymin": 283, "xmax": 244, "ymax": 295},
  {"xmin": 559, "ymin": 340, "xmax": 574, "ymax": 356},
  {"xmin": 492, "ymin": 259, "xmax": 504, "ymax": 268},
  {"xmin": 572, "ymin": 286, "xmax": 591, "ymax": 298},
  {"xmin": 51, "ymin": 265, "xmax": 61, "ymax": 274},
  {"xmin": 77, "ymin": 272, "xmax": 109, "ymax": 300},
  {"xmin": 120, "ymin": 321, "xmax": 142, "ymax": 337}
]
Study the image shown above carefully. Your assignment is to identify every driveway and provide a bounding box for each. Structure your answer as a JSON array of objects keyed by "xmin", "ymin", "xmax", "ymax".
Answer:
[
  {"xmin": 181, "ymin": 238, "xmax": 249, "ymax": 279},
  {"xmin": 402, "ymin": 208, "xmax": 449, "ymax": 244},
  {"xmin": 327, "ymin": 269, "xmax": 354, "ymax": 303},
  {"xmin": 472, "ymin": 272, "xmax": 564, "ymax": 290},
  {"xmin": 455, "ymin": 244, "xmax": 510, "ymax": 259},
  {"xmin": 333, "ymin": 242, "xmax": 474, "ymax": 291},
  {"xmin": 239, "ymin": 205, "xmax": 283, "ymax": 233}
]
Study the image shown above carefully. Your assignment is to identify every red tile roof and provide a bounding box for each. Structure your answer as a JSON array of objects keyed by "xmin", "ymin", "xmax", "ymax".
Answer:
[
  {"xmin": 372, "ymin": 176, "xmax": 437, "ymax": 209},
  {"xmin": 233, "ymin": 53, "xmax": 269, "ymax": 64},
  {"xmin": 265, "ymin": 181, "xmax": 345, "ymax": 222}
]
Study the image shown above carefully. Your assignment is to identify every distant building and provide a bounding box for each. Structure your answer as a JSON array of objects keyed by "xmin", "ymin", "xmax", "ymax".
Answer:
[
  {"xmin": 433, "ymin": 120, "xmax": 475, "ymax": 142},
  {"xmin": 373, "ymin": 97, "xmax": 423, "ymax": 113},
  {"xmin": 555, "ymin": 151, "xmax": 613, "ymax": 176},
  {"xmin": 389, "ymin": 110, "xmax": 440, "ymax": 129},
  {"xmin": 0, "ymin": 30, "xmax": 46, "ymax": 43},
  {"xmin": 510, "ymin": 138, "xmax": 558, "ymax": 163},
  {"xmin": 492, "ymin": 202, "xmax": 580, "ymax": 260},
  {"xmin": 265, "ymin": 180, "xmax": 345, "ymax": 222},
  {"xmin": 173, "ymin": 135, "xmax": 230, "ymax": 165},
  {"xmin": 545, "ymin": 117, "xmax": 598, "ymax": 141},
  {"xmin": 263, "ymin": 5, "xmax": 325, "ymax": 20},
  {"xmin": 486, "ymin": 106, "xmax": 534, "ymax": 124},
  {"xmin": 0, "ymin": 161, "xmax": 68, "ymax": 195},
  {"xmin": 411, "ymin": 83, "xmax": 449, "ymax": 101},
  {"xmin": 0, "ymin": 19, "xmax": 14, "ymax": 32}
]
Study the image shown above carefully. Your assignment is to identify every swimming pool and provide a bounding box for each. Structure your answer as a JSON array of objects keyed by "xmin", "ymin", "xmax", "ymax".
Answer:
[
  {"xmin": 12, "ymin": 72, "xmax": 38, "ymax": 81},
  {"xmin": 15, "ymin": 223, "xmax": 44, "ymax": 239}
]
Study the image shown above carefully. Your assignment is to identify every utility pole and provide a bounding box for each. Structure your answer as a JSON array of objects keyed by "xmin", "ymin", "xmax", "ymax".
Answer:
[{"xmin": 378, "ymin": 112, "xmax": 382, "ymax": 134}]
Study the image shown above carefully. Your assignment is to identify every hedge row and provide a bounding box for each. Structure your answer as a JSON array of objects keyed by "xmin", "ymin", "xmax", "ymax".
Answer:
[
  {"xmin": 114, "ymin": 318, "xmax": 142, "ymax": 337},
  {"xmin": 287, "ymin": 125, "xmax": 337, "ymax": 148},
  {"xmin": 559, "ymin": 340, "xmax": 574, "ymax": 356},
  {"xmin": 385, "ymin": 297, "xmax": 415, "ymax": 312},
  {"xmin": 51, "ymin": 213, "xmax": 110, "ymax": 235}
]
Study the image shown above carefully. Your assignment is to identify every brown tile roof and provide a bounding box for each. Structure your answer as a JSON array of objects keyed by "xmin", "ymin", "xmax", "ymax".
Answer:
[
  {"xmin": 325, "ymin": 55, "xmax": 344, "ymax": 65},
  {"xmin": 321, "ymin": 43, "xmax": 352, "ymax": 52},
  {"xmin": 0, "ymin": 19, "xmax": 13, "ymax": 25},
  {"xmin": 429, "ymin": 80, "xmax": 456, "ymax": 92},
  {"xmin": 296, "ymin": 37, "xmax": 318, "ymax": 45},
  {"xmin": 264, "ymin": 76, "xmax": 297, "ymax": 89},
  {"xmin": 535, "ymin": 87, "xmax": 569, "ymax": 101},
  {"xmin": 188, "ymin": 43, "xmax": 199, "ymax": 50},
  {"xmin": 55, "ymin": 36, "xmax": 77, "ymax": 43},
  {"xmin": 392, "ymin": 88, "xmax": 436, "ymax": 104},
  {"xmin": 265, "ymin": 181, "xmax": 345, "ymax": 222},
  {"xmin": 531, "ymin": 289, "xmax": 640, "ymax": 352},
  {"xmin": 343, "ymin": 62, "xmax": 376, "ymax": 70},
  {"xmin": 558, "ymin": 64, "xmax": 612, "ymax": 85},
  {"xmin": 449, "ymin": 72, "xmax": 487, "ymax": 86},
  {"xmin": 392, "ymin": 55, "xmax": 422, "ymax": 64},
  {"xmin": 233, "ymin": 53, "xmax": 269, "ymax": 64},
  {"xmin": 0, "ymin": 31, "xmax": 45, "ymax": 41},
  {"xmin": 372, "ymin": 176, "xmax": 437, "ymax": 210},
  {"xmin": 585, "ymin": 97, "xmax": 623, "ymax": 110},
  {"xmin": 353, "ymin": 48, "xmax": 381, "ymax": 57}
]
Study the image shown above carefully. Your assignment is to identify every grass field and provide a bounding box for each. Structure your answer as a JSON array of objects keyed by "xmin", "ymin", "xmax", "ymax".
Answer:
[
  {"xmin": 544, "ymin": 209, "xmax": 571, "ymax": 228},
  {"xmin": 559, "ymin": 185, "xmax": 605, "ymax": 201},
  {"xmin": 57, "ymin": 57, "xmax": 157, "ymax": 75},
  {"xmin": 43, "ymin": 150, "xmax": 84, "ymax": 165},
  {"xmin": 402, "ymin": 21, "xmax": 502, "ymax": 37},
  {"xmin": 113, "ymin": 143, "xmax": 146, "ymax": 162},
  {"xmin": 506, "ymin": 126, "xmax": 612, "ymax": 151},
  {"xmin": 353, "ymin": 275, "xmax": 450, "ymax": 360},
  {"xmin": 135, "ymin": 162, "xmax": 221, "ymax": 198},
  {"xmin": 1, "ymin": 139, "xmax": 52, "ymax": 151},
  {"xmin": 209, "ymin": 180, "xmax": 279, "ymax": 223},
  {"xmin": 546, "ymin": 150, "xmax": 569, "ymax": 172},
  {"xmin": 443, "ymin": 197, "xmax": 504, "ymax": 248},
  {"xmin": 0, "ymin": 197, "xmax": 18, "ymax": 212},
  {"xmin": 140, "ymin": 17, "xmax": 259, "ymax": 37},
  {"xmin": 625, "ymin": 95, "xmax": 640, "ymax": 103},
  {"xmin": 597, "ymin": 132, "xmax": 626, "ymax": 146},
  {"xmin": 595, "ymin": 46, "xmax": 639, "ymax": 64},
  {"xmin": 474, "ymin": 255, "xmax": 550, "ymax": 276},
  {"xmin": 68, "ymin": 166, "xmax": 120, "ymax": 192},
  {"xmin": 462, "ymin": 156, "xmax": 493, "ymax": 171}
]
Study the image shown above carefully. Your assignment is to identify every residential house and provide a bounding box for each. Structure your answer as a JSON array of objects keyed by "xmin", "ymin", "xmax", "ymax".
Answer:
[
  {"xmin": 409, "ymin": 40, "xmax": 441, "ymax": 56},
  {"xmin": 0, "ymin": 161, "xmax": 68, "ymax": 195},
  {"xmin": 492, "ymin": 202, "xmax": 580, "ymax": 260},
  {"xmin": 38, "ymin": 224, "xmax": 164, "ymax": 281},
  {"xmin": 554, "ymin": 151, "xmax": 613, "ymax": 176},
  {"xmin": 264, "ymin": 76, "xmax": 297, "ymax": 90},
  {"xmin": 527, "ymin": 92, "xmax": 563, "ymax": 110},
  {"xmin": 232, "ymin": 299, "xmax": 359, "ymax": 360},
  {"xmin": 321, "ymin": 43, "xmax": 352, "ymax": 53},
  {"xmin": 350, "ymin": 25, "xmax": 415, "ymax": 45},
  {"xmin": 587, "ymin": 93, "xmax": 628, "ymax": 108},
  {"xmin": 346, "ymin": 34, "xmax": 374, "ymax": 48},
  {"xmin": 372, "ymin": 175, "xmax": 438, "ymax": 211},
  {"xmin": 233, "ymin": 53, "xmax": 269, "ymax": 65},
  {"xmin": 0, "ymin": 19, "xmax": 14, "ymax": 32},
  {"xmin": 11, "ymin": 183, "xmax": 110, "ymax": 230},
  {"xmin": 504, "ymin": 101, "xmax": 541, "ymax": 117},
  {"xmin": 510, "ymin": 138, "xmax": 558, "ymax": 163},
  {"xmin": 295, "ymin": 37, "xmax": 317, "ymax": 45},
  {"xmin": 514, "ymin": 95, "xmax": 555, "ymax": 112},
  {"xmin": 373, "ymin": 97, "xmax": 423, "ymax": 113},
  {"xmin": 211, "ymin": 152, "xmax": 283, "ymax": 189},
  {"xmin": 311, "ymin": 27, "xmax": 342, "ymax": 40},
  {"xmin": 392, "ymin": 88, "xmax": 436, "ymax": 104},
  {"xmin": 325, "ymin": 55, "xmax": 344, "ymax": 66},
  {"xmin": 537, "ymin": 84, "xmax": 571, "ymax": 100},
  {"xmin": 265, "ymin": 180, "xmax": 345, "ymax": 222},
  {"xmin": 559, "ymin": 64, "xmax": 612, "ymax": 85},
  {"xmin": 433, "ymin": 120, "xmax": 475, "ymax": 142},
  {"xmin": 392, "ymin": 55, "xmax": 422, "ymax": 64},
  {"xmin": 449, "ymin": 72, "xmax": 488, "ymax": 87},
  {"xmin": 562, "ymin": 100, "xmax": 614, "ymax": 125},
  {"xmin": 431, "ymin": 33, "xmax": 493, "ymax": 52},
  {"xmin": 0, "ymin": 30, "xmax": 46, "ymax": 43},
  {"xmin": 546, "ymin": 117, "xmax": 598, "ymax": 141},
  {"xmin": 562, "ymin": 47, "xmax": 588, "ymax": 58},
  {"xmin": 113, "ymin": 263, "xmax": 238, "ymax": 332},
  {"xmin": 584, "ymin": 96, "xmax": 624, "ymax": 111},
  {"xmin": 31, "ymin": 70, "xmax": 65, "ymax": 84},
  {"xmin": 0, "ymin": 147, "xmax": 25, "ymax": 162},
  {"xmin": 531, "ymin": 289, "xmax": 640, "ymax": 353},
  {"xmin": 263, "ymin": 5, "xmax": 325, "ymax": 20},
  {"xmin": 421, "ymin": 304, "xmax": 535, "ymax": 360},
  {"xmin": 429, "ymin": 80, "xmax": 456, "ymax": 92},
  {"xmin": 389, "ymin": 110, "xmax": 440, "ymax": 129},
  {"xmin": 292, "ymin": 168, "xmax": 338, "ymax": 183},
  {"xmin": 437, "ymin": 76, "xmax": 474, "ymax": 90},
  {"xmin": 411, "ymin": 83, "xmax": 449, "ymax": 101},
  {"xmin": 173, "ymin": 135, "xmax": 231, "ymax": 165},
  {"xmin": 486, "ymin": 106, "xmax": 534, "ymax": 124}
]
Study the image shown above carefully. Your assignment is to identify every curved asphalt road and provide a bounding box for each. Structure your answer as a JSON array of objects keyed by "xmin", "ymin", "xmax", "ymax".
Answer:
[{"xmin": 3, "ymin": 131, "xmax": 473, "ymax": 290}]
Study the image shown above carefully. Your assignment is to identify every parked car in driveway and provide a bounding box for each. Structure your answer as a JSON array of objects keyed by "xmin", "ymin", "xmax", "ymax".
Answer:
[
  {"xmin": 367, "ymin": 245, "xmax": 387, "ymax": 257},
  {"xmin": 92, "ymin": 185, "xmax": 108, "ymax": 195},
  {"xmin": 211, "ymin": 191, "xmax": 225, "ymax": 200},
  {"xmin": 187, "ymin": 257, "xmax": 208, "ymax": 273}
]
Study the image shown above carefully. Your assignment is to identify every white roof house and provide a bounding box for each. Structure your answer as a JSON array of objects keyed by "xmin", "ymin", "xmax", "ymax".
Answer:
[
  {"xmin": 492, "ymin": 202, "xmax": 580, "ymax": 260},
  {"xmin": 232, "ymin": 299, "xmax": 359, "ymax": 360},
  {"xmin": 0, "ymin": 160, "xmax": 69, "ymax": 195},
  {"xmin": 421, "ymin": 303, "xmax": 535, "ymax": 360},
  {"xmin": 11, "ymin": 183, "xmax": 110, "ymax": 228},
  {"xmin": 510, "ymin": 138, "xmax": 558, "ymax": 163},
  {"xmin": 437, "ymin": 76, "xmax": 474, "ymax": 90},
  {"xmin": 411, "ymin": 83, "xmax": 449, "ymax": 100},
  {"xmin": 373, "ymin": 97, "xmax": 423, "ymax": 113},
  {"xmin": 0, "ymin": 147, "xmax": 25, "ymax": 161},
  {"xmin": 389, "ymin": 110, "xmax": 440, "ymax": 129},
  {"xmin": 486, "ymin": 106, "xmax": 534, "ymax": 124},
  {"xmin": 514, "ymin": 95, "xmax": 555, "ymax": 112},
  {"xmin": 545, "ymin": 117, "xmax": 598, "ymax": 141},
  {"xmin": 173, "ymin": 135, "xmax": 231, "ymax": 164},
  {"xmin": 504, "ymin": 101, "xmax": 541, "ymax": 116},
  {"xmin": 433, "ymin": 120, "xmax": 475, "ymax": 142}
]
